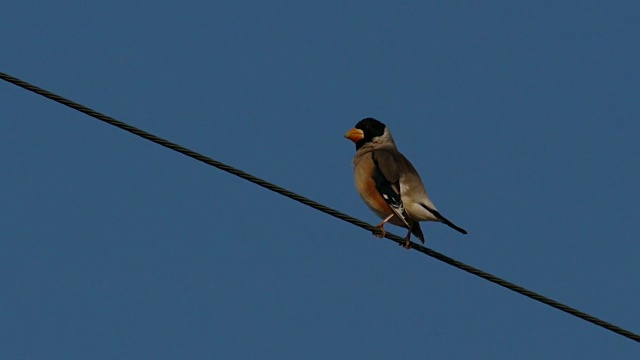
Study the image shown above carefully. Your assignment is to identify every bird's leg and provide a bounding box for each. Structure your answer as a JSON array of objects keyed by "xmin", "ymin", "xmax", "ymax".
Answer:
[
  {"xmin": 402, "ymin": 229, "xmax": 413, "ymax": 249},
  {"xmin": 374, "ymin": 213, "xmax": 395, "ymax": 238}
]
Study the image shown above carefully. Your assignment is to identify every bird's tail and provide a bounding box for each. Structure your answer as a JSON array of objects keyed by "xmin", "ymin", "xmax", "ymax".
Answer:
[
  {"xmin": 411, "ymin": 222, "xmax": 425, "ymax": 243},
  {"xmin": 420, "ymin": 204, "xmax": 468, "ymax": 235}
]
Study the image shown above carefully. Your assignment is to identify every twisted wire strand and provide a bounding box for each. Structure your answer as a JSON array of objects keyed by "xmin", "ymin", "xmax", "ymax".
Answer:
[{"xmin": 2, "ymin": 71, "xmax": 638, "ymax": 343}]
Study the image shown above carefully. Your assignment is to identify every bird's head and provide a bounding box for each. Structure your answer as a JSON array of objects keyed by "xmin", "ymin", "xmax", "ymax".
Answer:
[{"xmin": 345, "ymin": 117, "xmax": 392, "ymax": 150}]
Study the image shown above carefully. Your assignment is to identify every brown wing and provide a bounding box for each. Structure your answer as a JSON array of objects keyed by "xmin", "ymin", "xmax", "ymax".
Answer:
[{"xmin": 371, "ymin": 150, "xmax": 410, "ymax": 228}]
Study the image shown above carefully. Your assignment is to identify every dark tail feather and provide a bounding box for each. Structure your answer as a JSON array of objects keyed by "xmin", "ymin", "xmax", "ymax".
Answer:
[
  {"xmin": 420, "ymin": 204, "xmax": 468, "ymax": 235},
  {"xmin": 411, "ymin": 222, "xmax": 425, "ymax": 243}
]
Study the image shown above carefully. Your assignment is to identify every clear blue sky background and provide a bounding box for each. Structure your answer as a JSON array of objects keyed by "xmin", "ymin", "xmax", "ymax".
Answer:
[{"xmin": 2, "ymin": 2, "xmax": 639, "ymax": 359}]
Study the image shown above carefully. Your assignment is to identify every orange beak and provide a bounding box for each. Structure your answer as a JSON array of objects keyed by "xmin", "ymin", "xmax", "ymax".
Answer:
[{"xmin": 344, "ymin": 128, "xmax": 364, "ymax": 143}]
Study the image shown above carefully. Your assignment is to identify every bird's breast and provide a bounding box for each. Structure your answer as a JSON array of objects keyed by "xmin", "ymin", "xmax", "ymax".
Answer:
[{"xmin": 353, "ymin": 156, "xmax": 393, "ymax": 220}]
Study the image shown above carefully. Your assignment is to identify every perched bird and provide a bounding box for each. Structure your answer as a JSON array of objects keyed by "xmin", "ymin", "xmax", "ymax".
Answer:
[{"xmin": 345, "ymin": 117, "xmax": 467, "ymax": 248}]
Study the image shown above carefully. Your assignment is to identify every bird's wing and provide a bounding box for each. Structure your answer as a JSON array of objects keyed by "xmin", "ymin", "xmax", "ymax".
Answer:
[{"xmin": 371, "ymin": 150, "xmax": 411, "ymax": 228}]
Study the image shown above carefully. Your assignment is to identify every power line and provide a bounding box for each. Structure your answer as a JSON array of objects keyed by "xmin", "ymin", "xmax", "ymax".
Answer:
[{"xmin": 2, "ymin": 71, "xmax": 638, "ymax": 343}]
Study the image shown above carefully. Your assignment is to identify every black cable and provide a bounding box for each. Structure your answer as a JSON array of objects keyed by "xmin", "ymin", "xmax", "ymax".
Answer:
[{"xmin": 2, "ymin": 71, "xmax": 638, "ymax": 343}]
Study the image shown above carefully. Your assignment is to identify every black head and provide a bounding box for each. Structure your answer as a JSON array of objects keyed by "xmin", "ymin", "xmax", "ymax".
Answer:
[{"xmin": 345, "ymin": 117, "xmax": 387, "ymax": 150}]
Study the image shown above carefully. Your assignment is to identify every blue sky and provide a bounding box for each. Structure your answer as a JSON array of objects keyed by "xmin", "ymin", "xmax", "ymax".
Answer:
[{"xmin": 2, "ymin": 1, "xmax": 639, "ymax": 358}]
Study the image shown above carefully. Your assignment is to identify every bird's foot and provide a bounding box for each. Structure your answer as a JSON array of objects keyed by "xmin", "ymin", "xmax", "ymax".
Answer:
[
  {"xmin": 374, "ymin": 224, "xmax": 386, "ymax": 238},
  {"xmin": 401, "ymin": 232, "xmax": 412, "ymax": 249}
]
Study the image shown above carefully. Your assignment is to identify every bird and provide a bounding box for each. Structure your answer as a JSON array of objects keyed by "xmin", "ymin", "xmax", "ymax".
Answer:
[{"xmin": 345, "ymin": 117, "xmax": 467, "ymax": 249}]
